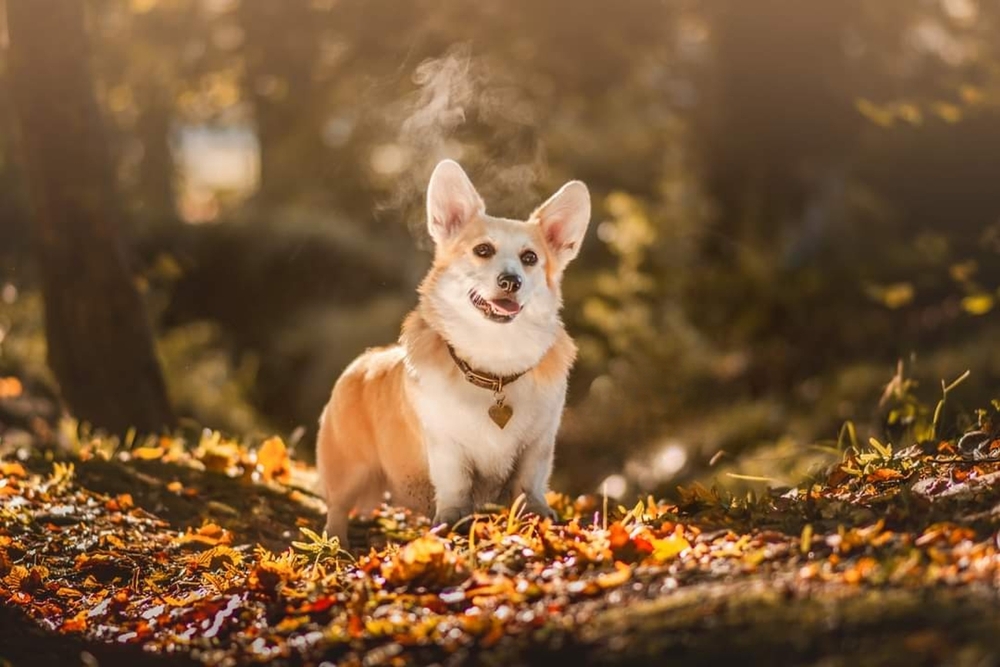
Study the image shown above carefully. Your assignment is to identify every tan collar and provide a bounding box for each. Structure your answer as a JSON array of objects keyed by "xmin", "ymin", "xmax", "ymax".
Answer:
[{"xmin": 445, "ymin": 344, "xmax": 530, "ymax": 392}]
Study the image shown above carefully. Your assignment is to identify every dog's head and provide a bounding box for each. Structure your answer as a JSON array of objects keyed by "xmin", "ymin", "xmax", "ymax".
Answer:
[{"xmin": 418, "ymin": 159, "xmax": 590, "ymax": 370}]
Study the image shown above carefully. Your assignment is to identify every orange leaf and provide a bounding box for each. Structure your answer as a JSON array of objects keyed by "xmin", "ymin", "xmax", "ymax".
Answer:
[
  {"xmin": 175, "ymin": 522, "xmax": 232, "ymax": 548},
  {"xmin": 100, "ymin": 534, "xmax": 126, "ymax": 550},
  {"xmin": 381, "ymin": 535, "xmax": 467, "ymax": 589},
  {"xmin": 650, "ymin": 530, "xmax": 691, "ymax": 563},
  {"xmin": 633, "ymin": 535, "xmax": 655, "ymax": 554},
  {"xmin": 0, "ymin": 462, "xmax": 27, "ymax": 478},
  {"xmin": 60, "ymin": 610, "xmax": 88, "ymax": 633},
  {"xmin": 0, "ymin": 377, "xmax": 23, "ymax": 399},
  {"xmin": 596, "ymin": 561, "xmax": 632, "ymax": 589},
  {"xmin": 608, "ymin": 522, "xmax": 630, "ymax": 550},
  {"xmin": 196, "ymin": 437, "xmax": 242, "ymax": 473},
  {"xmin": 9, "ymin": 591, "xmax": 31, "ymax": 604},
  {"xmin": 105, "ymin": 493, "xmax": 134, "ymax": 512},
  {"xmin": 188, "ymin": 545, "xmax": 243, "ymax": 570},
  {"xmin": 256, "ymin": 437, "xmax": 291, "ymax": 483},
  {"xmin": 867, "ymin": 468, "xmax": 904, "ymax": 482},
  {"xmin": 131, "ymin": 446, "xmax": 165, "ymax": 460}
]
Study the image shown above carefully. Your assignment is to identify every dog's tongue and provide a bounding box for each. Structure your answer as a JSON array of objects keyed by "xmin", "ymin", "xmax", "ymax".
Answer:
[{"xmin": 490, "ymin": 298, "xmax": 522, "ymax": 315}]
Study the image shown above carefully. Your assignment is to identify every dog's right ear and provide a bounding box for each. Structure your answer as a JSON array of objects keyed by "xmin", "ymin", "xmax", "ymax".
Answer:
[{"xmin": 426, "ymin": 159, "xmax": 485, "ymax": 245}]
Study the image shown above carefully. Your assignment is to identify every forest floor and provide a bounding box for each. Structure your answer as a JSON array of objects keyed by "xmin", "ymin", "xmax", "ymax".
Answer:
[{"xmin": 3, "ymin": 373, "xmax": 1000, "ymax": 667}]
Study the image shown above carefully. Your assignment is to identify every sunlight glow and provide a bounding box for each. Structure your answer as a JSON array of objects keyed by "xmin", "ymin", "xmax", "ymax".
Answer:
[
  {"xmin": 942, "ymin": 0, "xmax": 978, "ymax": 24},
  {"xmin": 175, "ymin": 124, "xmax": 260, "ymax": 223},
  {"xmin": 600, "ymin": 474, "xmax": 628, "ymax": 500},
  {"xmin": 625, "ymin": 441, "xmax": 688, "ymax": 490},
  {"xmin": 370, "ymin": 143, "xmax": 412, "ymax": 176},
  {"xmin": 909, "ymin": 18, "xmax": 977, "ymax": 66}
]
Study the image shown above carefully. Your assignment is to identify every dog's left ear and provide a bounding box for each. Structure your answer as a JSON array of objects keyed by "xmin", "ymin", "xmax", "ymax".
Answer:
[
  {"xmin": 426, "ymin": 159, "xmax": 485, "ymax": 245},
  {"xmin": 533, "ymin": 181, "xmax": 591, "ymax": 271}
]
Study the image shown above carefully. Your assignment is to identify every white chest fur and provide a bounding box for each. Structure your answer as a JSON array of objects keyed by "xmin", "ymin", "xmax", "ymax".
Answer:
[{"xmin": 407, "ymin": 360, "xmax": 565, "ymax": 493}]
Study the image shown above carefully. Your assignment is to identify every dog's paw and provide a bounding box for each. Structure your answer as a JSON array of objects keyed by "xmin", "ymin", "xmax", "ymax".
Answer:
[
  {"xmin": 523, "ymin": 497, "xmax": 558, "ymax": 522},
  {"xmin": 432, "ymin": 506, "xmax": 473, "ymax": 531}
]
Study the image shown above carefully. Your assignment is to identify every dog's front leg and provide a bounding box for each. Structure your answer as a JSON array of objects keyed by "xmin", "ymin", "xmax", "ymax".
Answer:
[
  {"xmin": 508, "ymin": 433, "xmax": 558, "ymax": 520},
  {"xmin": 426, "ymin": 442, "xmax": 474, "ymax": 528}
]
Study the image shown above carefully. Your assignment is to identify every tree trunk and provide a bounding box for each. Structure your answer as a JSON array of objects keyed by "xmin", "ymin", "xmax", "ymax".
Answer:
[
  {"xmin": 696, "ymin": 0, "xmax": 858, "ymax": 254},
  {"xmin": 5, "ymin": 0, "xmax": 174, "ymax": 434},
  {"xmin": 135, "ymin": 83, "xmax": 178, "ymax": 226},
  {"xmin": 237, "ymin": 0, "xmax": 322, "ymax": 205}
]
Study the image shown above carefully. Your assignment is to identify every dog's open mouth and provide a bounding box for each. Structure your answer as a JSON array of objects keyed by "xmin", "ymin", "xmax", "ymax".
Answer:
[{"xmin": 470, "ymin": 290, "xmax": 522, "ymax": 323}]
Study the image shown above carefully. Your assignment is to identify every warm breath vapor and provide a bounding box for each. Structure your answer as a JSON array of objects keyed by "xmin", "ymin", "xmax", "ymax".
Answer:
[{"xmin": 380, "ymin": 43, "xmax": 547, "ymax": 246}]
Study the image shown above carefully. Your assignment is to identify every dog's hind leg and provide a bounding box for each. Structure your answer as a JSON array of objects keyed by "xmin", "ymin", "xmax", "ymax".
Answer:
[
  {"xmin": 316, "ymin": 413, "xmax": 373, "ymax": 546},
  {"xmin": 321, "ymin": 461, "xmax": 382, "ymax": 548}
]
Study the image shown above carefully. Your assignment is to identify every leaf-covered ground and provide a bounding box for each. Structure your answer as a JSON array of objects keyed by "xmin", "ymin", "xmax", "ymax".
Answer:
[{"xmin": 4, "ymin": 375, "xmax": 1000, "ymax": 666}]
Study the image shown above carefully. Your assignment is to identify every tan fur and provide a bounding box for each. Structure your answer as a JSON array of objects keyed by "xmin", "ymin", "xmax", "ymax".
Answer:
[{"xmin": 315, "ymin": 346, "xmax": 428, "ymax": 519}]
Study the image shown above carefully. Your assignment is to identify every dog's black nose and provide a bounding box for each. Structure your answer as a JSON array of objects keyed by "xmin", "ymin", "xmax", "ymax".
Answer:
[{"xmin": 497, "ymin": 273, "xmax": 522, "ymax": 293}]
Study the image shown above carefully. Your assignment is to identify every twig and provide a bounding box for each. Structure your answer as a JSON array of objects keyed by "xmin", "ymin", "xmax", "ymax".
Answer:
[{"xmin": 928, "ymin": 456, "xmax": 1000, "ymax": 465}]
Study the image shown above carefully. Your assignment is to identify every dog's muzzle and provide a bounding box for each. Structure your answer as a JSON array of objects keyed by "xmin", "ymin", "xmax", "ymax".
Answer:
[{"xmin": 470, "ymin": 289, "xmax": 522, "ymax": 323}]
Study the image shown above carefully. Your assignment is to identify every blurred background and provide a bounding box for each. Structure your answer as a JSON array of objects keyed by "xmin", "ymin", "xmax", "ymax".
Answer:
[{"xmin": 1, "ymin": 0, "xmax": 1000, "ymax": 502}]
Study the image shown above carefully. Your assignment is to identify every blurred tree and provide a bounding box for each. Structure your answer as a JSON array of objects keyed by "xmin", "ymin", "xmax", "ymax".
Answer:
[
  {"xmin": 133, "ymin": 82, "xmax": 176, "ymax": 220},
  {"xmin": 88, "ymin": 0, "xmax": 214, "ymax": 229},
  {"xmin": 0, "ymin": 10, "xmax": 32, "ymax": 281},
  {"xmin": 236, "ymin": 0, "xmax": 325, "ymax": 205},
  {"xmin": 5, "ymin": 0, "xmax": 174, "ymax": 434}
]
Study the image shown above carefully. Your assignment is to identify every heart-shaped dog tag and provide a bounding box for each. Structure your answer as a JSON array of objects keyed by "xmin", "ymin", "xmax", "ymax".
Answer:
[{"xmin": 488, "ymin": 402, "xmax": 513, "ymax": 429}]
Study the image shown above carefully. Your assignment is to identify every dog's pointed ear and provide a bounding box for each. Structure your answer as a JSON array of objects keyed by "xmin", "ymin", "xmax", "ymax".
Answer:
[
  {"xmin": 426, "ymin": 159, "xmax": 484, "ymax": 245},
  {"xmin": 533, "ymin": 181, "xmax": 591, "ymax": 271}
]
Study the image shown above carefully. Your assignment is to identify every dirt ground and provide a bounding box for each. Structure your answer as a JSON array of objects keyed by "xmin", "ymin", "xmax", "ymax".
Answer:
[{"xmin": 3, "ymin": 379, "xmax": 1000, "ymax": 667}]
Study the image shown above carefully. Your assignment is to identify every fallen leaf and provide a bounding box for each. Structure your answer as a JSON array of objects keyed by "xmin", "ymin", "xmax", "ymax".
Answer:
[
  {"xmin": 650, "ymin": 527, "xmax": 691, "ymax": 563},
  {"xmin": 256, "ymin": 437, "xmax": 291, "ymax": 483},
  {"xmin": 381, "ymin": 535, "xmax": 467, "ymax": 589},
  {"xmin": 867, "ymin": 468, "xmax": 905, "ymax": 482},
  {"xmin": 60, "ymin": 610, "xmax": 88, "ymax": 632},
  {"xmin": 596, "ymin": 561, "xmax": 632, "ymax": 589},
  {"xmin": 0, "ymin": 462, "xmax": 27, "ymax": 478},
  {"xmin": 131, "ymin": 446, "xmax": 165, "ymax": 461},
  {"xmin": 0, "ymin": 377, "xmax": 23, "ymax": 399}
]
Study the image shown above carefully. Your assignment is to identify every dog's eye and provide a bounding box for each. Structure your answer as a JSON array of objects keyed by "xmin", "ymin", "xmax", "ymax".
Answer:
[
  {"xmin": 520, "ymin": 250, "xmax": 538, "ymax": 266},
  {"xmin": 473, "ymin": 243, "xmax": 495, "ymax": 258}
]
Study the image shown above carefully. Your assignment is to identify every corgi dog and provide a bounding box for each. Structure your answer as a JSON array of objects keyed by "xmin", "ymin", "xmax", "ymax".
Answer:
[{"xmin": 315, "ymin": 159, "xmax": 590, "ymax": 546}]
